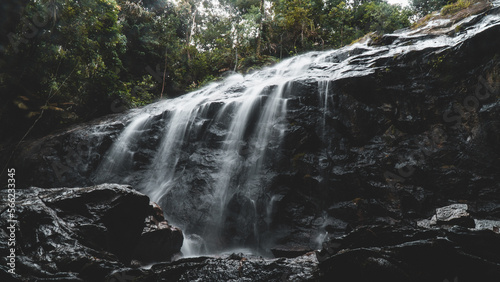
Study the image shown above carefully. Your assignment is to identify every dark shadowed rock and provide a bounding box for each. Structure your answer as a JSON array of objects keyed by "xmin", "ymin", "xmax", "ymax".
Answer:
[
  {"xmin": 317, "ymin": 225, "xmax": 500, "ymax": 282},
  {"xmin": 132, "ymin": 202, "xmax": 184, "ymax": 263},
  {"xmin": 270, "ymin": 247, "xmax": 311, "ymax": 258},
  {"xmin": 0, "ymin": 184, "xmax": 183, "ymax": 281},
  {"xmin": 221, "ymin": 192, "xmax": 258, "ymax": 248}
]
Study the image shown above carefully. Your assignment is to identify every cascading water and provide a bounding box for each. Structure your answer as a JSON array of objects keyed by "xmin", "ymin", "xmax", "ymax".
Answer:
[
  {"xmin": 95, "ymin": 22, "xmax": 486, "ymax": 253},
  {"xmin": 318, "ymin": 80, "xmax": 332, "ymax": 138},
  {"xmin": 94, "ymin": 113, "xmax": 152, "ymax": 184},
  {"xmin": 93, "ymin": 50, "xmax": 343, "ymax": 255}
]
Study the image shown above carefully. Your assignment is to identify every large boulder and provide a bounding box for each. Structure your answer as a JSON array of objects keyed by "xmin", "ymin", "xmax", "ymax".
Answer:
[
  {"xmin": 132, "ymin": 202, "xmax": 184, "ymax": 263},
  {"xmin": 0, "ymin": 184, "xmax": 183, "ymax": 281}
]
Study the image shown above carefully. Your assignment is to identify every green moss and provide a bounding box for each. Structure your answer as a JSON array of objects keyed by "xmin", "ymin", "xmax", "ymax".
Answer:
[
  {"xmin": 441, "ymin": 0, "xmax": 473, "ymax": 16},
  {"xmin": 350, "ymin": 35, "xmax": 368, "ymax": 45},
  {"xmin": 369, "ymin": 33, "xmax": 386, "ymax": 46},
  {"xmin": 293, "ymin": 152, "xmax": 305, "ymax": 162},
  {"xmin": 430, "ymin": 54, "xmax": 447, "ymax": 69},
  {"xmin": 411, "ymin": 13, "xmax": 436, "ymax": 29},
  {"xmin": 292, "ymin": 152, "xmax": 306, "ymax": 167}
]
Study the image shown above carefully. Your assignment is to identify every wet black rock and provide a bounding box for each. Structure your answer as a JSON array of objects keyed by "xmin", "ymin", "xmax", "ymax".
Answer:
[
  {"xmin": 317, "ymin": 225, "xmax": 500, "ymax": 282},
  {"xmin": 417, "ymin": 203, "xmax": 476, "ymax": 228},
  {"xmin": 270, "ymin": 247, "xmax": 311, "ymax": 258},
  {"xmin": 0, "ymin": 184, "xmax": 183, "ymax": 281},
  {"xmin": 222, "ymin": 192, "xmax": 258, "ymax": 248},
  {"xmin": 112, "ymin": 252, "xmax": 319, "ymax": 281},
  {"xmin": 132, "ymin": 202, "xmax": 184, "ymax": 263},
  {"xmin": 111, "ymin": 220, "xmax": 500, "ymax": 282}
]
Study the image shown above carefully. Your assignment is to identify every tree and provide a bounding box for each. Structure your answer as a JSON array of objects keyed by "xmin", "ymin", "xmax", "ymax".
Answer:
[
  {"xmin": 411, "ymin": 0, "xmax": 451, "ymax": 17},
  {"xmin": 0, "ymin": 0, "xmax": 419, "ymax": 143},
  {"xmin": 360, "ymin": 1, "xmax": 412, "ymax": 33},
  {"xmin": 1, "ymin": 0, "xmax": 127, "ymax": 140},
  {"xmin": 271, "ymin": 0, "xmax": 323, "ymax": 54},
  {"xmin": 324, "ymin": 1, "xmax": 355, "ymax": 47},
  {"xmin": 117, "ymin": 0, "xmax": 183, "ymax": 99}
]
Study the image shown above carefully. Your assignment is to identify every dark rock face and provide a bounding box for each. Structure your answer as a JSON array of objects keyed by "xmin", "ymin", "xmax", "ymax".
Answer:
[
  {"xmin": 133, "ymin": 202, "xmax": 184, "ymax": 263},
  {"xmin": 0, "ymin": 184, "xmax": 183, "ymax": 281},
  {"xmin": 105, "ymin": 215, "xmax": 500, "ymax": 282},
  {"xmin": 317, "ymin": 225, "xmax": 500, "ymax": 282},
  {"xmin": 222, "ymin": 192, "xmax": 258, "ymax": 248}
]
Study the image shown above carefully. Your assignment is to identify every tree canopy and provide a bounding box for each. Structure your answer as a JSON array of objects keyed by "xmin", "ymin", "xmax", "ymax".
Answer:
[{"xmin": 0, "ymin": 0, "xmax": 452, "ymax": 143}]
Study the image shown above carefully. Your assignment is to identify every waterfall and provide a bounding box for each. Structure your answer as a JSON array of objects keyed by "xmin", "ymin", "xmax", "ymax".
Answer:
[
  {"xmin": 318, "ymin": 80, "xmax": 332, "ymax": 138},
  {"xmin": 94, "ymin": 113, "xmax": 152, "ymax": 184},
  {"xmin": 73, "ymin": 8, "xmax": 500, "ymax": 254},
  {"xmin": 93, "ymin": 49, "xmax": 345, "ymax": 255}
]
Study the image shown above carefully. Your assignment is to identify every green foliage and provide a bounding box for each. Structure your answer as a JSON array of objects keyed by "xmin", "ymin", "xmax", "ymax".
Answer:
[
  {"xmin": 411, "ymin": 0, "xmax": 453, "ymax": 17},
  {"xmin": 323, "ymin": 0, "xmax": 411, "ymax": 48},
  {"xmin": 441, "ymin": 0, "xmax": 472, "ymax": 15},
  {"xmin": 271, "ymin": 0, "xmax": 324, "ymax": 53},
  {"xmin": 362, "ymin": 2, "xmax": 412, "ymax": 33},
  {"xmin": 123, "ymin": 75, "xmax": 156, "ymax": 107},
  {"xmin": 325, "ymin": 1, "xmax": 356, "ymax": 47},
  {"xmin": 1, "ymin": 0, "xmax": 126, "ymax": 139},
  {"xmin": 1, "ymin": 0, "xmax": 420, "ymax": 142},
  {"xmin": 238, "ymin": 55, "xmax": 280, "ymax": 73}
]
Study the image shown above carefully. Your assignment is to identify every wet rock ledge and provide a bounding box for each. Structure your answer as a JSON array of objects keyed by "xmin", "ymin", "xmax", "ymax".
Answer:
[
  {"xmin": 3, "ymin": 184, "xmax": 500, "ymax": 281},
  {"xmin": 0, "ymin": 184, "xmax": 183, "ymax": 281}
]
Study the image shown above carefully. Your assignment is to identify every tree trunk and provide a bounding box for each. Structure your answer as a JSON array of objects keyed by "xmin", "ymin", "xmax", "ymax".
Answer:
[
  {"xmin": 234, "ymin": 44, "xmax": 238, "ymax": 72},
  {"xmin": 256, "ymin": 0, "xmax": 265, "ymax": 58},
  {"xmin": 186, "ymin": 8, "xmax": 197, "ymax": 63},
  {"xmin": 161, "ymin": 49, "xmax": 168, "ymax": 99}
]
